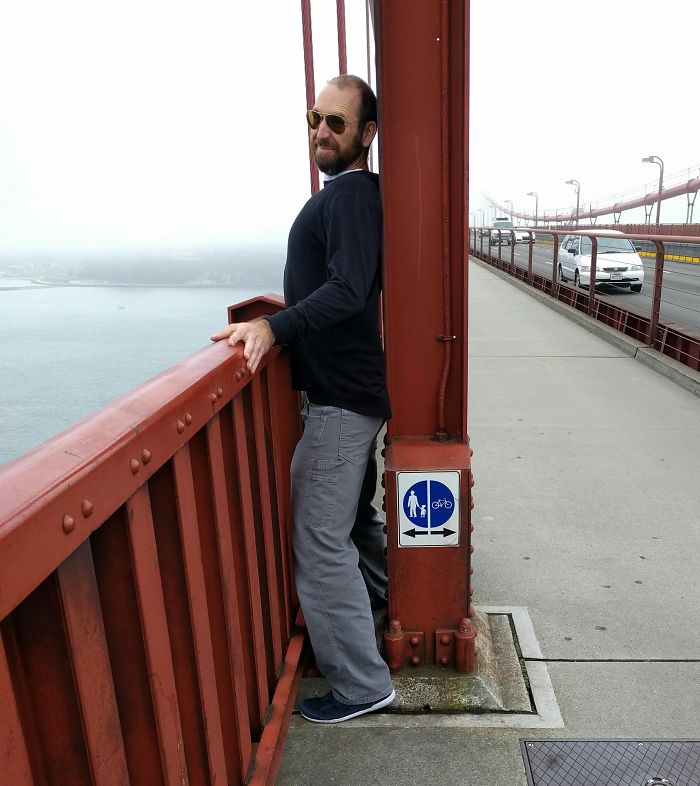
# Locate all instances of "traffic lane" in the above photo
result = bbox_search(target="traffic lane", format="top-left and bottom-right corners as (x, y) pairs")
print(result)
(471, 241), (700, 331)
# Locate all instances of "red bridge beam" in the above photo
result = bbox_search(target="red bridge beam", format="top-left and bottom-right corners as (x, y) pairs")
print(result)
(377, 0), (474, 671)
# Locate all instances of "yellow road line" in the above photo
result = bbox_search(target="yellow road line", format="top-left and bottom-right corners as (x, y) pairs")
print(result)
(638, 250), (700, 264)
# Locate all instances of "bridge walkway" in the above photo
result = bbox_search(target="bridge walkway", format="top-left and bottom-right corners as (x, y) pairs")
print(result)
(277, 259), (700, 785)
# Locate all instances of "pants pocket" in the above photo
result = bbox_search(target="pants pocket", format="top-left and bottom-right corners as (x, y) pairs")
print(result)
(339, 410), (382, 465)
(305, 472), (338, 529)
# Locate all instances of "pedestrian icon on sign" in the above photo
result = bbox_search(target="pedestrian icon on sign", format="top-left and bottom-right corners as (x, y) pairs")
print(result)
(407, 489), (420, 518)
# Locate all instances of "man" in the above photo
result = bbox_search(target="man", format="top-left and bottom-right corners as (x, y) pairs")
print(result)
(211, 75), (394, 723)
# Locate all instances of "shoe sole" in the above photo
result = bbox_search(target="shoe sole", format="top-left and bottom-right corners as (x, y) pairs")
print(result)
(300, 689), (396, 724)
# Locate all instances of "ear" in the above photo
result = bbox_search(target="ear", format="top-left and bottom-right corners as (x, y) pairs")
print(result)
(361, 120), (377, 149)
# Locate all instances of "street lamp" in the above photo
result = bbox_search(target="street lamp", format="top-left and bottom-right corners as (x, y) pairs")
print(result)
(642, 155), (664, 225)
(527, 191), (538, 226)
(478, 208), (485, 226)
(565, 179), (581, 226)
(505, 199), (513, 218)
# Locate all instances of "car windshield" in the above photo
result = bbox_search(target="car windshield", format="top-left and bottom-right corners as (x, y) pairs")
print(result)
(580, 236), (635, 254)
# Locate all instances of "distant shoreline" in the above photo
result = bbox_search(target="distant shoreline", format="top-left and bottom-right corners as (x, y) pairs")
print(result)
(0, 277), (281, 292)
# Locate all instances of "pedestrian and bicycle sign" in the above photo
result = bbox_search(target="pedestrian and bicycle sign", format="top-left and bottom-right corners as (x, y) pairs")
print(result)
(397, 471), (460, 547)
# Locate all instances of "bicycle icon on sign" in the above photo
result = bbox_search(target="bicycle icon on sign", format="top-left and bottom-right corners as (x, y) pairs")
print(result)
(431, 498), (453, 510)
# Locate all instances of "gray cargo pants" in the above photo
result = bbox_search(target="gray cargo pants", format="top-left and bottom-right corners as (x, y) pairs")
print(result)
(291, 400), (393, 705)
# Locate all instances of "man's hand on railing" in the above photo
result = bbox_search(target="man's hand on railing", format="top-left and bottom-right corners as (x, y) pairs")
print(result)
(211, 318), (276, 374)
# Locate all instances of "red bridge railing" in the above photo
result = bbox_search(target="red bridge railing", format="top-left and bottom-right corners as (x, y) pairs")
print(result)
(0, 296), (304, 786)
(470, 228), (700, 374)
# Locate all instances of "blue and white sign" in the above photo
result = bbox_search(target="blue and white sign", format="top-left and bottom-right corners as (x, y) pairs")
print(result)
(397, 471), (460, 547)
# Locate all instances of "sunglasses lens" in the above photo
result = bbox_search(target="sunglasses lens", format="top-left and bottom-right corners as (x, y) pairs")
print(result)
(306, 110), (347, 134)
(325, 115), (346, 134)
(306, 110), (321, 129)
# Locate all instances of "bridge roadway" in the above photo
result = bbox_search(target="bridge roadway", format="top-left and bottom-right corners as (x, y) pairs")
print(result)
(277, 260), (700, 785)
(475, 238), (700, 332)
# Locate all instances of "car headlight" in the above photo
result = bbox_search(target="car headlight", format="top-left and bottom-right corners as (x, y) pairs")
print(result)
(629, 264), (642, 271)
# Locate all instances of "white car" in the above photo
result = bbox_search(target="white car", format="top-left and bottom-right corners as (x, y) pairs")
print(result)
(558, 231), (644, 293)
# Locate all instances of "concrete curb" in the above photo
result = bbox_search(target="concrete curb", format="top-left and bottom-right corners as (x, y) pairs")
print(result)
(471, 255), (700, 398)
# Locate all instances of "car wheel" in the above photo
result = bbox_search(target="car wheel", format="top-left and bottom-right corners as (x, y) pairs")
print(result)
(630, 284), (642, 293)
(558, 263), (567, 282)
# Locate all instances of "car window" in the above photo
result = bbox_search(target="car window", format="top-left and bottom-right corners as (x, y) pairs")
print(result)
(581, 236), (635, 254)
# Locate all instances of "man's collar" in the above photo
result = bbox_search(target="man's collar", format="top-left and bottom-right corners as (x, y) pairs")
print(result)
(322, 168), (367, 186)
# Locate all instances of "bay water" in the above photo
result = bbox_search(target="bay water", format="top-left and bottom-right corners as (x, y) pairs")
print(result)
(0, 281), (277, 465)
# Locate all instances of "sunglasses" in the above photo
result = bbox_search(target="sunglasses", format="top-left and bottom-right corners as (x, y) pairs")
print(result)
(306, 109), (361, 135)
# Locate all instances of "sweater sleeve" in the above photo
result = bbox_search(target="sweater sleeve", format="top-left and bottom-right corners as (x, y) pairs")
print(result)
(265, 191), (381, 346)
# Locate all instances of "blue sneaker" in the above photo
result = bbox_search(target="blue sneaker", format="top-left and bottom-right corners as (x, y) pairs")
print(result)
(300, 689), (396, 724)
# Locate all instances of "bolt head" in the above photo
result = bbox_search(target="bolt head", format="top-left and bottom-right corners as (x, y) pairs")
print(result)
(410, 656), (420, 667)
(130, 459), (140, 474)
(81, 500), (94, 518)
(185, 413), (192, 425)
(62, 515), (75, 533)
(440, 656), (449, 666)
(440, 634), (451, 646)
(216, 387), (223, 397)
(142, 449), (152, 464)
(409, 636), (420, 647)
(177, 420), (185, 433)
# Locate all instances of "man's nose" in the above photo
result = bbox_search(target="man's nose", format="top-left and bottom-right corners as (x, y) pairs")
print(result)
(315, 119), (333, 139)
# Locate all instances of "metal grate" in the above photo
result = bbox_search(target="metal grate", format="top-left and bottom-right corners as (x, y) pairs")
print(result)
(520, 740), (700, 786)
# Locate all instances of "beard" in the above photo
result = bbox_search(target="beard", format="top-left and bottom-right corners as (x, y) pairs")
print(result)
(313, 129), (366, 176)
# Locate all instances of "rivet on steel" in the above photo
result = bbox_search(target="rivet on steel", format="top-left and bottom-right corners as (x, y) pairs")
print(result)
(209, 393), (217, 403)
(185, 413), (192, 425)
(469, 544), (474, 554)
(130, 459), (140, 474)
(81, 500), (94, 518)
(216, 386), (223, 397)
(409, 636), (420, 647)
(389, 619), (401, 635)
(410, 656), (420, 667)
(142, 449), (152, 464)
(62, 515), (75, 534)
(440, 634), (450, 646)
(177, 420), (185, 433)
(440, 656), (449, 666)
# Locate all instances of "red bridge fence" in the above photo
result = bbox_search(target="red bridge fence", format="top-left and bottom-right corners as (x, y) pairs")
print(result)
(470, 228), (700, 374)
(0, 296), (304, 786)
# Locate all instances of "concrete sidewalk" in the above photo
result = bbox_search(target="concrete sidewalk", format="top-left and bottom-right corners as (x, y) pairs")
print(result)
(277, 260), (700, 785)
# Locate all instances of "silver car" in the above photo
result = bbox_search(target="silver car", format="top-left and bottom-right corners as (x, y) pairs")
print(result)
(558, 231), (644, 293)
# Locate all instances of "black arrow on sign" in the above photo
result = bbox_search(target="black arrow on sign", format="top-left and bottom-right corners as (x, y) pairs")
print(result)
(404, 528), (456, 539)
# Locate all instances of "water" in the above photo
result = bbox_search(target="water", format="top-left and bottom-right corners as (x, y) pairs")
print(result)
(0, 282), (277, 465)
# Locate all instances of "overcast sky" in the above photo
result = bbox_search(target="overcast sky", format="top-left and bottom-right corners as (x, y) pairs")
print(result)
(1, 0), (697, 254)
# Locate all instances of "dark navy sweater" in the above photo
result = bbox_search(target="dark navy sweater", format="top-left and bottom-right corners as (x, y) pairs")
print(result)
(266, 170), (390, 418)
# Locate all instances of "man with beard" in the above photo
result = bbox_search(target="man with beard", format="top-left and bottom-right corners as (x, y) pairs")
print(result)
(211, 75), (395, 723)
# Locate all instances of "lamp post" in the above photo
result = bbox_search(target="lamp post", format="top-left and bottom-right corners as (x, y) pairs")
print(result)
(505, 199), (513, 218)
(642, 155), (664, 225)
(477, 208), (485, 226)
(527, 191), (538, 226)
(565, 179), (581, 226)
